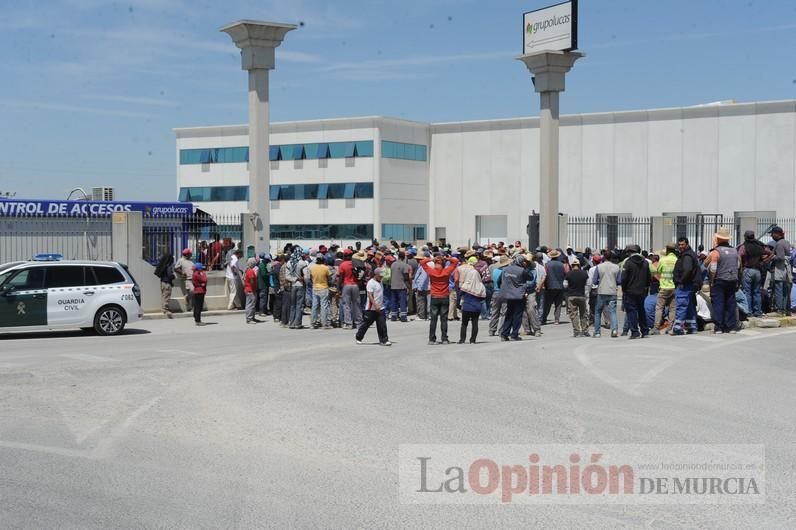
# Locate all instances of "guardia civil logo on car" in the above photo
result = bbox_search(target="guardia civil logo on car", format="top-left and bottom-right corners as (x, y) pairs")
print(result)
(0, 255), (143, 336)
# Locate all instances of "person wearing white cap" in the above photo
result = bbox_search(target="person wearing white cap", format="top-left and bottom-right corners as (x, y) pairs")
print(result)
(355, 268), (391, 346)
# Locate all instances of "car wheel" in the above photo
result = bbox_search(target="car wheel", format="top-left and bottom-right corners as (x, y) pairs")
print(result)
(93, 305), (126, 336)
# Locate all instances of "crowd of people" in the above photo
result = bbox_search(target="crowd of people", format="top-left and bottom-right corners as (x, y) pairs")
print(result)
(154, 226), (796, 343)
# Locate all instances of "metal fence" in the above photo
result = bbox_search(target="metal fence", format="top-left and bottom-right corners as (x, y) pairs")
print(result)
(0, 215), (113, 263)
(566, 215), (795, 252)
(567, 216), (652, 251)
(143, 213), (243, 269)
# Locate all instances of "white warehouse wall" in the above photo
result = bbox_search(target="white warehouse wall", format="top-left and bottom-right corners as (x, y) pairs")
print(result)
(430, 100), (796, 246)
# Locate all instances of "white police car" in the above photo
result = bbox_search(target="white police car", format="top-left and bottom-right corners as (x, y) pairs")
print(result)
(0, 255), (143, 335)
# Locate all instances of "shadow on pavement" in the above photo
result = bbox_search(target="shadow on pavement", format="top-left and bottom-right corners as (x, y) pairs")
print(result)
(0, 328), (152, 340)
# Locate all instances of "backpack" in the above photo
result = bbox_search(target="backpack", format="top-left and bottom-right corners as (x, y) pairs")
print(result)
(353, 263), (367, 285)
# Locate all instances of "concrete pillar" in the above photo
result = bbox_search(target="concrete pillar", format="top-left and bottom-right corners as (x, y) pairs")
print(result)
(111, 211), (143, 268)
(651, 216), (673, 251)
(738, 217), (759, 241)
(517, 51), (583, 249)
(221, 20), (297, 254)
(557, 213), (569, 249)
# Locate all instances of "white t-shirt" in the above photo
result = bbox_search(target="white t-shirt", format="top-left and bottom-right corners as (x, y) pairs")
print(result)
(225, 254), (239, 280)
(366, 278), (383, 311)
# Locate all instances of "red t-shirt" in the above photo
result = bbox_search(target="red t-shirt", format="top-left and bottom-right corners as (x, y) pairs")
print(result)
(420, 257), (459, 298)
(337, 260), (358, 286)
(244, 267), (258, 294)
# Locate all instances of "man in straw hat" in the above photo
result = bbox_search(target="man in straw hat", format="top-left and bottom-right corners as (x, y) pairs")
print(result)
(704, 226), (741, 333)
(489, 254), (511, 336)
(540, 248), (567, 325)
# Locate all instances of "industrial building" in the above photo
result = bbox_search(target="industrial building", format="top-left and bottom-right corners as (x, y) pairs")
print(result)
(176, 99), (796, 248)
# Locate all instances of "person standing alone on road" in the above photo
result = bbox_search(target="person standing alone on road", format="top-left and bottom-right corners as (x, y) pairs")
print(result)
(355, 268), (391, 346)
(192, 263), (208, 326)
(769, 226), (793, 316)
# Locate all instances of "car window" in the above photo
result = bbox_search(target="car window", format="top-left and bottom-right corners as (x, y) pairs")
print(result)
(4, 268), (45, 290)
(92, 266), (125, 285)
(44, 266), (86, 289)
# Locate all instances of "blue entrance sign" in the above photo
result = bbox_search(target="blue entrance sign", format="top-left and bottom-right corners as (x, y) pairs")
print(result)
(0, 199), (194, 217)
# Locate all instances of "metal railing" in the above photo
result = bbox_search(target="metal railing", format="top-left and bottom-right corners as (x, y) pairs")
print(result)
(143, 213), (243, 269)
(0, 215), (113, 263)
(567, 216), (652, 251)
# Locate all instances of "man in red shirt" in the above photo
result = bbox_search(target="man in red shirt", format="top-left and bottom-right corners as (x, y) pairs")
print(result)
(336, 249), (363, 328)
(420, 254), (459, 345)
(244, 257), (261, 324)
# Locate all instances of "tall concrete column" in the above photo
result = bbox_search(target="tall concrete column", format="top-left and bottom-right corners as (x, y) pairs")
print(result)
(517, 51), (583, 249)
(221, 20), (297, 254)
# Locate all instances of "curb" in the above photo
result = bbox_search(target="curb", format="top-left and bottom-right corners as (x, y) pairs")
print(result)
(143, 309), (245, 320)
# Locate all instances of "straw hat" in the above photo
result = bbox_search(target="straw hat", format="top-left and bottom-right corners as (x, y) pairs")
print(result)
(714, 226), (731, 241)
(548, 249), (561, 259)
(353, 250), (366, 260)
(496, 255), (511, 268)
(464, 249), (477, 259)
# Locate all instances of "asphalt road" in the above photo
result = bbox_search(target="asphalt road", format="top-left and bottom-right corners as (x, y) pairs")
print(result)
(0, 313), (794, 529)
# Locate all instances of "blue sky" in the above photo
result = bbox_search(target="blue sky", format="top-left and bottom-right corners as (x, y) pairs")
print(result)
(1, 0), (795, 202)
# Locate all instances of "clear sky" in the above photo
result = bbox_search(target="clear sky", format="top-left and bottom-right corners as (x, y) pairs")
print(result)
(1, 0), (795, 202)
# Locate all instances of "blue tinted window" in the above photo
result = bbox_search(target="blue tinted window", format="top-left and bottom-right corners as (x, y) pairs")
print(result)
(327, 183), (345, 199)
(303, 143), (319, 160)
(381, 140), (427, 162)
(291, 144), (305, 160)
(344, 142), (357, 158)
(355, 141), (374, 157)
(180, 147), (248, 165)
(328, 142), (347, 159)
(278, 145), (293, 160)
(178, 186), (248, 202)
(270, 224), (373, 240)
(316, 143), (330, 159)
(354, 182), (373, 198)
(416, 145), (427, 161)
(278, 185), (294, 200)
(269, 186), (280, 200)
(269, 146), (280, 161)
(317, 183), (329, 199)
(343, 183), (355, 199)
(382, 224), (427, 241)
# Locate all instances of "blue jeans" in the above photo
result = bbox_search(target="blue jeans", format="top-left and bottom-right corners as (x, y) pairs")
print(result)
(711, 279), (738, 332)
(258, 287), (269, 314)
(624, 294), (649, 337)
(311, 288), (330, 327)
(773, 280), (793, 314)
(593, 294), (617, 334)
(501, 298), (524, 339)
(390, 288), (408, 321)
(674, 285), (697, 333)
(289, 285), (305, 327)
(382, 285), (393, 315)
(741, 268), (763, 316)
